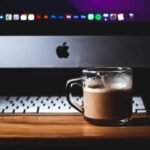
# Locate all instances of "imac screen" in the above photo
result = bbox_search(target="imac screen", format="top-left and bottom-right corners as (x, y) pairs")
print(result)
(0, 0), (150, 35)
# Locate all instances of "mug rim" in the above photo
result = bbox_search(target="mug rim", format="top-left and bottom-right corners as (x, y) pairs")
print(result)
(82, 67), (132, 73)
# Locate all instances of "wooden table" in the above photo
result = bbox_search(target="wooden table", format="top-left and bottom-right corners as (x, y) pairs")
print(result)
(0, 114), (149, 149)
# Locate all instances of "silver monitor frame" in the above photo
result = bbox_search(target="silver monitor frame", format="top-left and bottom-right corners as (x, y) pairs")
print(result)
(0, 36), (150, 68)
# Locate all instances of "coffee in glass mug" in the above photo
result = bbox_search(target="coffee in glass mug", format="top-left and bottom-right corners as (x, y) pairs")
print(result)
(66, 67), (133, 126)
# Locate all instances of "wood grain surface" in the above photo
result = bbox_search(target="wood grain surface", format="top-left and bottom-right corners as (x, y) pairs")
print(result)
(0, 114), (149, 140)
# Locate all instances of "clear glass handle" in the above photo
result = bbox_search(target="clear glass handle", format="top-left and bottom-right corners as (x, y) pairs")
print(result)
(66, 78), (83, 113)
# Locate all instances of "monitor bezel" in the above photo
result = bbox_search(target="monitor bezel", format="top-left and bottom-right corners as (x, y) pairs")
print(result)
(0, 22), (150, 35)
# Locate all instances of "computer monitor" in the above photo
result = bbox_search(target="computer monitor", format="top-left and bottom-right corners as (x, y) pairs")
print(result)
(0, 0), (150, 68)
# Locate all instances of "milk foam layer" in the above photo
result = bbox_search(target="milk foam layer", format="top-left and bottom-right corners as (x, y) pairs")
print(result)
(85, 78), (105, 89)
(84, 87), (109, 93)
(85, 77), (132, 91)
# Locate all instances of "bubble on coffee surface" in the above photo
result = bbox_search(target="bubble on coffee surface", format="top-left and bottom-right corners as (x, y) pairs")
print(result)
(86, 78), (105, 89)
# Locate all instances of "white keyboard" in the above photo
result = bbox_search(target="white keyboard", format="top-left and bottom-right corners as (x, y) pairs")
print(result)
(0, 96), (146, 115)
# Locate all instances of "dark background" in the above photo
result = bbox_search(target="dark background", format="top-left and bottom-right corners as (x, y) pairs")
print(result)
(0, 0), (77, 12)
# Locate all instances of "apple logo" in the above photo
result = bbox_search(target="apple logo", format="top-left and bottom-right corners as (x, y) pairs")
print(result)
(56, 42), (70, 58)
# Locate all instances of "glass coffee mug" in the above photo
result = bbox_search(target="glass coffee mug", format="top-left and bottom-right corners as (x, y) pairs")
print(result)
(66, 67), (133, 126)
